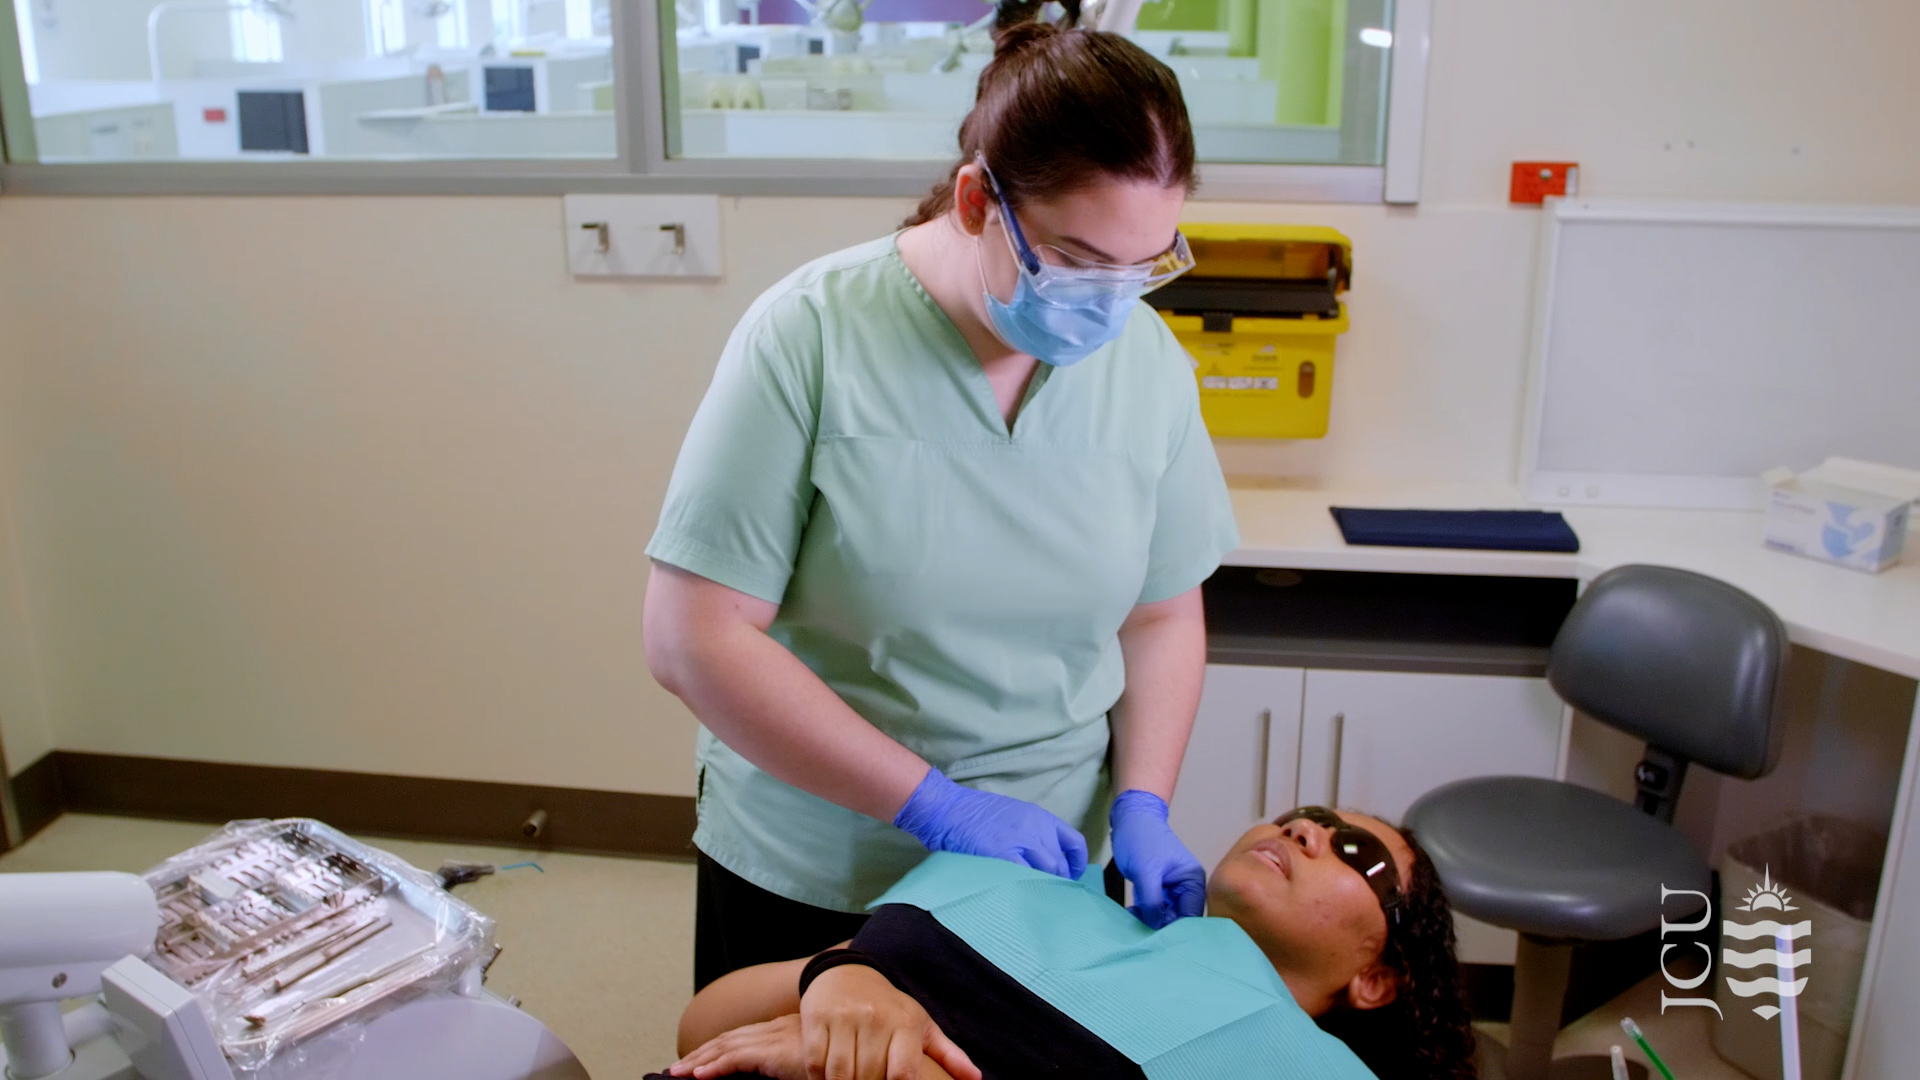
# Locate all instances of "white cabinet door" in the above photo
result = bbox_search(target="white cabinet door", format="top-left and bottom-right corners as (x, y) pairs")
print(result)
(1297, 669), (1563, 821)
(1297, 669), (1565, 965)
(1169, 664), (1305, 876)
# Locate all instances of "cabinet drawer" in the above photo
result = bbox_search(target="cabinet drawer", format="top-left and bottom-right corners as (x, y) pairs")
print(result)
(1176, 666), (1565, 965)
(1296, 669), (1563, 822)
(1295, 669), (1564, 966)
(1170, 664), (1304, 875)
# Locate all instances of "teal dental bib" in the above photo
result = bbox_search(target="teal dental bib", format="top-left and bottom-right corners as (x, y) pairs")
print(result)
(870, 853), (1378, 1080)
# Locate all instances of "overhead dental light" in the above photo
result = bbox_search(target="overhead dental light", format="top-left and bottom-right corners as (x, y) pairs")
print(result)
(146, 0), (295, 82)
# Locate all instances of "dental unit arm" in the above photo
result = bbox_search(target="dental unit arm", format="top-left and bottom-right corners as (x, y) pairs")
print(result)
(0, 823), (587, 1080)
(0, 872), (193, 1080)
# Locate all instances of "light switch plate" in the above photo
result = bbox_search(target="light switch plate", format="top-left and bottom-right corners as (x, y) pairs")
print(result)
(563, 194), (722, 279)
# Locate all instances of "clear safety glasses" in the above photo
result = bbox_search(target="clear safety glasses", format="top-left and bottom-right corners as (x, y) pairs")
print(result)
(981, 161), (1195, 299)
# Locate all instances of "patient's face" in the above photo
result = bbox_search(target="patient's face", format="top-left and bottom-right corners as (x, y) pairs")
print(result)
(1205, 809), (1414, 1014)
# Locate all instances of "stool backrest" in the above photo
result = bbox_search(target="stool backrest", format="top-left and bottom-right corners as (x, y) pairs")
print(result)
(1547, 565), (1789, 780)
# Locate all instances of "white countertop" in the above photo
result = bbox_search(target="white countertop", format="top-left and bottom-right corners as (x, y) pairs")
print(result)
(1224, 480), (1920, 680)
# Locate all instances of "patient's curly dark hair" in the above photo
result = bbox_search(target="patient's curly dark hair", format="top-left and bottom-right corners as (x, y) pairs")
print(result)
(1314, 827), (1479, 1080)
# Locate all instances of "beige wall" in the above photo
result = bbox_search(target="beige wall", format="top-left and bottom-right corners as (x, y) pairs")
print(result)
(0, 196), (910, 793)
(0, 0), (1916, 795)
(0, 491), (52, 779)
(0, 292), (54, 778)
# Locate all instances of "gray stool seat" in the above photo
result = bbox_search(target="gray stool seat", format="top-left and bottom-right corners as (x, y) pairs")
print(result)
(1407, 775), (1710, 940)
(1407, 567), (1787, 1080)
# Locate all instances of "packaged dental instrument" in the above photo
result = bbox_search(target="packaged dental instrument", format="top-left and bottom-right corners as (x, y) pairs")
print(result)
(1761, 458), (1920, 573)
(141, 819), (496, 1071)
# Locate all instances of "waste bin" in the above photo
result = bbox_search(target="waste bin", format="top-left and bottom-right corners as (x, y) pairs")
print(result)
(1145, 224), (1352, 440)
(1713, 815), (1885, 1080)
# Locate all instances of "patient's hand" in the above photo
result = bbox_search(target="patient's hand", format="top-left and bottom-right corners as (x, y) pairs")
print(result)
(801, 966), (981, 1080)
(668, 1011), (962, 1080)
(669, 1013), (810, 1080)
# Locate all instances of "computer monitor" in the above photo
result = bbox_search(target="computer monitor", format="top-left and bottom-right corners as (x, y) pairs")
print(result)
(236, 90), (309, 153)
(484, 66), (537, 112)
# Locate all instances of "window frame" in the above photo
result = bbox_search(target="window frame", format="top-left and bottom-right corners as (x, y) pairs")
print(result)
(0, 0), (1431, 202)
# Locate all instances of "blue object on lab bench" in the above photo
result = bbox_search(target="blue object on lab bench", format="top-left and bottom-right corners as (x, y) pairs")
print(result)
(1329, 508), (1581, 553)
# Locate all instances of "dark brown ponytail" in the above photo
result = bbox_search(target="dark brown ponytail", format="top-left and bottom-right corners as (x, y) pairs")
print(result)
(903, 1), (1195, 228)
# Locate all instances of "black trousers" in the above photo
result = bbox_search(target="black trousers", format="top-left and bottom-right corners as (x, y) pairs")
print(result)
(694, 852), (871, 992)
(693, 853), (1130, 992)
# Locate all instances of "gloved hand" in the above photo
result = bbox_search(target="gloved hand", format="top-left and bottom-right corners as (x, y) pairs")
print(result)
(1111, 789), (1207, 929)
(893, 768), (1090, 880)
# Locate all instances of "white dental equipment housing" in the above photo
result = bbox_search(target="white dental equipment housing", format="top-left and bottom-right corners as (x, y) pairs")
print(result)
(0, 826), (587, 1080)
(0, 872), (162, 1078)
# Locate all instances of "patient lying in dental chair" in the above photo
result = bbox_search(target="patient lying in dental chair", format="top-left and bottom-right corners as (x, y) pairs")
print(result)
(655, 807), (1479, 1080)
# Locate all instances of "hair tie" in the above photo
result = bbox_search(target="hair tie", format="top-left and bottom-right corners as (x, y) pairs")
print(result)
(797, 948), (887, 996)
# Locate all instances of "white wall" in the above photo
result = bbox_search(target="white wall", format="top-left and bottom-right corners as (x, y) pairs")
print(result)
(26, 0), (370, 83)
(281, 1), (370, 68)
(30, 0), (231, 81)
(1422, 0), (1920, 207)
(0, 0), (1916, 795)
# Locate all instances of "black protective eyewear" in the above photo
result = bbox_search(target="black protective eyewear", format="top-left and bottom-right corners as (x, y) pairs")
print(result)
(1273, 806), (1405, 917)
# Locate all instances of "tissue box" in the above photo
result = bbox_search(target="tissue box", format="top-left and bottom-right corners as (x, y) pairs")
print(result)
(1762, 458), (1920, 573)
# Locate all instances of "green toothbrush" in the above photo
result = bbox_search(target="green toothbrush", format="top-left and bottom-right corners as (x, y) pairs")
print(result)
(1621, 1017), (1677, 1080)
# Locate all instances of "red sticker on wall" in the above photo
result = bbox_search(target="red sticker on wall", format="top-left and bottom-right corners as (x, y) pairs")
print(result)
(1510, 161), (1579, 204)
(204, 108), (228, 123)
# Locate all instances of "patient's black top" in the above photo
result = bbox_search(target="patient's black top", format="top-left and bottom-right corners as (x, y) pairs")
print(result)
(844, 904), (1147, 1080)
(651, 903), (1145, 1080)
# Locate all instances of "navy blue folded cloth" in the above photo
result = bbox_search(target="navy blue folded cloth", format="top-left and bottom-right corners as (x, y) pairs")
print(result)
(1328, 507), (1580, 553)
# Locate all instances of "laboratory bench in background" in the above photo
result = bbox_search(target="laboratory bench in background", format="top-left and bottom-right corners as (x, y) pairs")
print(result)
(1175, 480), (1919, 1080)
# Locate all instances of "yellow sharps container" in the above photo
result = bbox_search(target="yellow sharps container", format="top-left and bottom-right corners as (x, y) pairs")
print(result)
(1146, 224), (1352, 439)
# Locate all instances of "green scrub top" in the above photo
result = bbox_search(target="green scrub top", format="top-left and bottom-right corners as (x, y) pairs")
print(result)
(646, 234), (1239, 912)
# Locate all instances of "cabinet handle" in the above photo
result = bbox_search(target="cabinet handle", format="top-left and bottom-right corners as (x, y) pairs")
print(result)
(1329, 712), (1346, 808)
(1255, 708), (1273, 819)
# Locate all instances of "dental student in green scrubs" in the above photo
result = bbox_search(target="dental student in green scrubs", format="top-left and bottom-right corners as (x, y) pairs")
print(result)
(643, 0), (1238, 991)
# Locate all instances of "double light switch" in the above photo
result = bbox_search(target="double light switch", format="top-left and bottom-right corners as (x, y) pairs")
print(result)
(563, 194), (722, 279)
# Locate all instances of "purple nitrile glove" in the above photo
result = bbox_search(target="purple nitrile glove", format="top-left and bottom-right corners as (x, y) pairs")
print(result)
(1111, 789), (1207, 929)
(893, 768), (1090, 880)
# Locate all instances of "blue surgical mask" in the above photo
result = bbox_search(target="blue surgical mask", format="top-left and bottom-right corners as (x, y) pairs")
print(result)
(975, 162), (1194, 368)
(981, 251), (1141, 367)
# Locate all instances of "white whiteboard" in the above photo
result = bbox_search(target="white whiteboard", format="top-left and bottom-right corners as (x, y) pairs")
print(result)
(1520, 200), (1920, 509)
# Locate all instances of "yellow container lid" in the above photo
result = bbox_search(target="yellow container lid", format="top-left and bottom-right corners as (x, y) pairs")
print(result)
(1161, 310), (1349, 336)
(1178, 223), (1352, 291)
